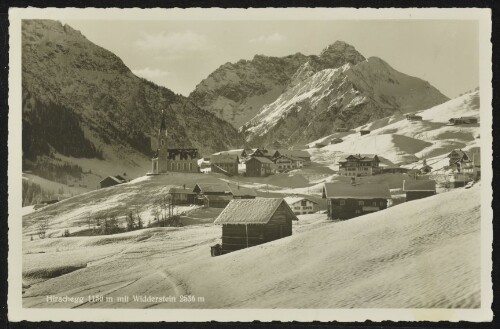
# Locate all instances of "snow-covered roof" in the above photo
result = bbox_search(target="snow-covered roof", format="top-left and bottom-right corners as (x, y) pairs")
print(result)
(212, 149), (245, 156)
(403, 179), (437, 192)
(99, 176), (126, 184)
(214, 198), (297, 225)
(204, 195), (233, 202)
(193, 183), (230, 194)
(322, 182), (391, 200)
(169, 187), (196, 194)
(211, 153), (239, 164)
(248, 157), (274, 164)
(284, 197), (318, 205)
(228, 185), (257, 197)
(277, 149), (310, 159)
(338, 154), (379, 162)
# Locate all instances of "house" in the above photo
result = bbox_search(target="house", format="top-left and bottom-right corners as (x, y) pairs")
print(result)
(203, 195), (233, 208)
(213, 198), (298, 253)
(419, 159), (433, 174)
(212, 149), (247, 158)
(274, 155), (303, 172)
(228, 185), (257, 199)
(273, 149), (311, 165)
(360, 130), (371, 136)
(284, 197), (319, 215)
(151, 109), (200, 174)
(211, 154), (240, 176)
(168, 186), (196, 205)
(245, 157), (275, 177)
(330, 138), (343, 144)
(250, 148), (277, 159)
(322, 180), (391, 220)
(379, 165), (410, 174)
(403, 179), (437, 201)
(449, 117), (478, 125)
(99, 175), (127, 189)
(338, 154), (381, 177)
(447, 149), (470, 169)
(192, 182), (232, 205)
(406, 114), (423, 121)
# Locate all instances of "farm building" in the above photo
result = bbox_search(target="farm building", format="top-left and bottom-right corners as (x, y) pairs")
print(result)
(406, 114), (423, 121)
(99, 175), (127, 189)
(203, 195), (233, 208)
(330, 138), (343, 144)
(245, 157), (275, 177)
(322, 180), (391, 220)
(447, 149), (470, 168)
(192, 183), (231, 204)
(379, 166), (411, 174)
(338, 154), (381, 177)
(403, 179), (437, 201)
(211, 154), (240, 176)
(449, 117), (478, 125)
(284, 197), (319, 215)
(360, 130), (371, 136)
(213, 198), (298, 253)
(229, 185), (257, 199)
(168, 187), (196, 205)
(273, 150), (311, 165)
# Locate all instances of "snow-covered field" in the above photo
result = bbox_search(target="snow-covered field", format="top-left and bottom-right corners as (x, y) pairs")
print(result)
(22, 184), (480, 308)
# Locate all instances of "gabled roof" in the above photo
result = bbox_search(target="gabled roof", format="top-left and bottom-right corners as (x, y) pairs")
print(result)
(228, 184), (257, 197)
(284, 196), (319, 205)
(212, 149), (245, 156)
(276, 149), (310, 159)
(193, 183), (231, 194)
(338, 154), (379, 162)
(100, 176), (125, 184)
(448, 149), (469, 159)
(204, 195), (233, 202)
(248, 156), (274, 164)
(169, 187), (196, 194)
(322, 182), (391, 199)
(214, 198), (298, 225)
(211, 153), (240, 164)
(403, 179), (437, 192)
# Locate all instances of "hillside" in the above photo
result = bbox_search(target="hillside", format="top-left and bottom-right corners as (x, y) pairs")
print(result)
(22, 183), (480, 308)
(308, 90), (480, 167)
(243, 55), (449, 147)
(22, 20), (245, 185)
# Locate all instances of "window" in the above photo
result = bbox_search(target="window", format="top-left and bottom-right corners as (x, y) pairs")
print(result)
(373, 201), (377, 206)
(358, 201), (364, 206)
(189, 163), (192, 171)
(301, 200), (307, 207)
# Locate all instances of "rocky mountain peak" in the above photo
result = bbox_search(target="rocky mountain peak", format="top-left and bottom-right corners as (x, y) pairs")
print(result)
(319, 40), (366, 66)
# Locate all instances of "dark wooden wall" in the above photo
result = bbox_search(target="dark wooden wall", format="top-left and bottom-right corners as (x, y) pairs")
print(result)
(327, 198), (388, 220)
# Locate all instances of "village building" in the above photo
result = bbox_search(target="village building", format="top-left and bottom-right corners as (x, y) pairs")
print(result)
(99, 175), (127, 189)
(210, 154), (240, 176)
(274, 155), (304, 172)
(151, 110), (200, 174)
(213, 198), (298, 253)
(447, 149), (471, 170)
(322, 180), (391, 220)
(203, 195), (233, 208)
(314, 142), (327, 148)
(168, 186), (196, 205)
(273, 149), (311, 165)
(338, 154), (381, 177)
(419, 159), (433, 174)
(212, 149), (247, 158)
(406, 114), (423, 121)
(271, 140), (283, 149)
(448, 116), (478, 125)
(250, 148), (277, 159)
(330, 138), (343, 144)
(192, 182), (232, 205)
(228, 185), (257, 199)
(284, 197), (319, 215)
(379, 165), (411, 174)
(360, 130), (371, 136)
(403, 179), (437, 201)
(245, 157), (275, 177)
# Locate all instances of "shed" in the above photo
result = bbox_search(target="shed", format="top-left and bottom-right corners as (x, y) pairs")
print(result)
(322, 181), (391, 220)
(203, 195), (233, 208)
(99, 176), (126, 189)
(169, 187), (196, 205)
(360, 130), (371, 136)
(403, 179), (437, 201)
(214, 198), (298, 253)
(330, 138), (344, 144)
(228, 185), (257, 199)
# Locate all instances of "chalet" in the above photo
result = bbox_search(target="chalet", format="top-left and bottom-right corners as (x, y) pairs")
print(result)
(245, 157), (275, 177)
(360, 130), (371, 136)
(168, 186), (196, 205)
(203, 195), (233, 208)
(274, 155), (303, 172)
(406, 114), (423, 121)
(330, 138), (344, 144)
(99, 175), (127, 189)
(322, 180), (391, 220)
(228, 185), (257, 199)
(449, 117), (478, 125)
(211, 154), (240, 176)
(273, 150), (311, 165)
(250, 148), (277, 159)
(284, 197), (319, 215)
(447, 149), (470, 169)
(403, 179), (436, 201)
(213, 198), (298, 253)
(338, 154), (380, 177)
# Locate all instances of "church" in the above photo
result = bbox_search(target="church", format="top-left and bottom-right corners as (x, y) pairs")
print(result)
(151, 110), (200, 174)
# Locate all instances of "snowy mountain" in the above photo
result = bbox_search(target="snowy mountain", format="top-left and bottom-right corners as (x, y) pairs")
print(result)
(242, 55), (449, 147)
(22, 20), (245, 185)
(308, 90), (480, 169)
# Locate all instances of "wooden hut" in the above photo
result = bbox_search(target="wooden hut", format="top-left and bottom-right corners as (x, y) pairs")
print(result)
(214, 198), (298, 253)
(403, 179), (436, 201)
(360, 130), (371, 136)
(99, 176), (126, 189)
(228, 185), (257, 199)
(168, 187), (196, 205)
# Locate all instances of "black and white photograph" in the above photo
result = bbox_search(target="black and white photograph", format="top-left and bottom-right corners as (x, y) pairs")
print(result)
(7, 7), (493, 322)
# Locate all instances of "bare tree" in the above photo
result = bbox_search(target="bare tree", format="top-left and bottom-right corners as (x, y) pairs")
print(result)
(37, 218), (49, 239)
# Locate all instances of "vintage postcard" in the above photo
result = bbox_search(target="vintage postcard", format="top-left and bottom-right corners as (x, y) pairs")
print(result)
(8, 7), (493, 322)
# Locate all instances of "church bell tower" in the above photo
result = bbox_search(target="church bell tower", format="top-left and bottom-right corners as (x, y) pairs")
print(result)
(157, 109), (169, 173)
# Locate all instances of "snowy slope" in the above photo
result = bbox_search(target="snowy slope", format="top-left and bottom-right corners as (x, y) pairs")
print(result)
(23, 184), (480, 308)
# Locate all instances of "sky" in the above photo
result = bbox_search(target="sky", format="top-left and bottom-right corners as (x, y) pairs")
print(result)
(62, 20), (479, 98)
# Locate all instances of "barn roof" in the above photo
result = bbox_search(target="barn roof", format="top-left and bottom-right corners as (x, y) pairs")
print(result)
(403, 180), (437, 192)
(276, 149), (310, 158)
(169, 187), (196, 194)
(322, 182), (391, 199)
(99, 176), (125, 184)
(228, 184), (257, 197)
(211, 153), (239, 163)
(193, 183), (230, 194)
(284, 196), (319, 205)
(212, 149), (245, 156)
(248, 156), (274, 164)
(214, 198), (298, 225)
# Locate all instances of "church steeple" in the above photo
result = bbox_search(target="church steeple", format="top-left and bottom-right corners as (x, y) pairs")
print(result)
(159, 109), (167, 136)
